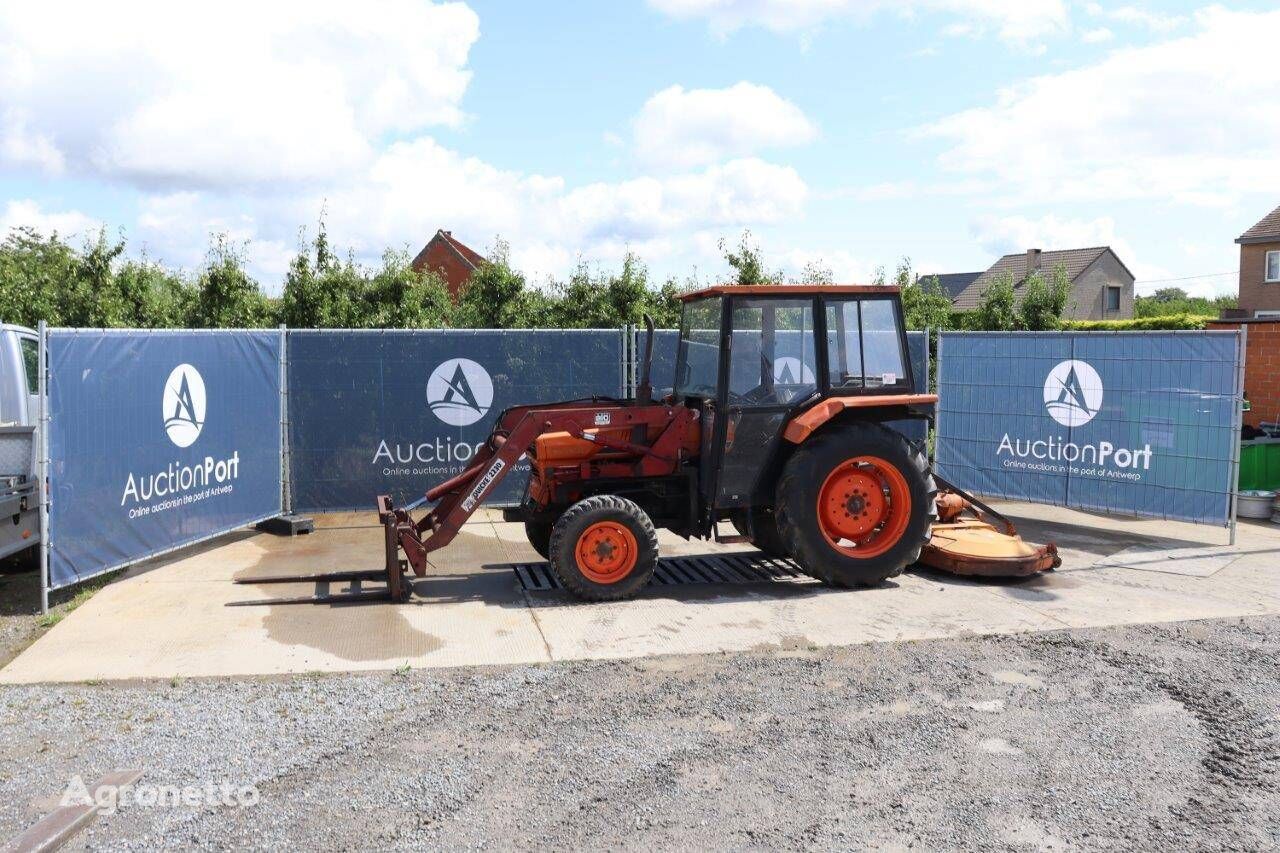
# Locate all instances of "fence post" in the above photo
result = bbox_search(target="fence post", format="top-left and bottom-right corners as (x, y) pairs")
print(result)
(1228, 324), (1246, 546)
(932, 331), (944, 467)
(621, 324), (632, 398)
(279, 324), (291, 516)
(37, 321), (49, 615)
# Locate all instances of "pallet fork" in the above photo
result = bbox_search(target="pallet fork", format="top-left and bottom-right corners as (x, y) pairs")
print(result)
(230, 497), (413, 605)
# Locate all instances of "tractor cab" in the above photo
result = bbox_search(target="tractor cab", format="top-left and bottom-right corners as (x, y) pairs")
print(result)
(669, 286), (934, 515)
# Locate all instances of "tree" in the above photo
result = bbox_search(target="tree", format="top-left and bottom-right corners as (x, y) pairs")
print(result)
(974, 271), (1017, 331)
(901, 274), (953, 332)
(793, 260), (833, 286)
(720, 230), (780, 285)
(453, 239), (532, 328)
(113, 258), (197, 327)
(364, 249), (453, 329)
(189, 238), (274, 328)
(1152, 286), (1189, 302)
(548, 253), (674, 328)
(1016, 263), (1071, 330)
(0, 228), (78, 326)
(1135, 291), (1236, 318)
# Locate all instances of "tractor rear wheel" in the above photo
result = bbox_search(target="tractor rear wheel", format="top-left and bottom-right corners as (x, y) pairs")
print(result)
(776, 421), (935, 587)
(730, 509), (788, 558)
(525, 519), (553, 560)
(549, 495), (658, 601)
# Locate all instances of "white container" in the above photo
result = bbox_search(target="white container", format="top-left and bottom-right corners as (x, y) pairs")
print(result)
(1238, 490), (1277, 519)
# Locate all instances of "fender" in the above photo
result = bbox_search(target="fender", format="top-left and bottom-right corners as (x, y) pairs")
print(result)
(783, 394), (938, 443)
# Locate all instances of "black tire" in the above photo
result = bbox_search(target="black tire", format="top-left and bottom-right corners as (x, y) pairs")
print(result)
(730, 509), (789, 558)
(549, 495), (658, 601)
(775, 421), (935, 588)
(525, 518), (553, 560)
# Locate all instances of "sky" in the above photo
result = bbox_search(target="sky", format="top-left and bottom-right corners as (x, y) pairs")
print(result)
(2, 0), (1278, 297)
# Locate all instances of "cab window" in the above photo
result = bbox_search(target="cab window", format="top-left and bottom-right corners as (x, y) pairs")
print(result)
(19, 337), (38, 395)
(825, 298), (909, 391)
(674, 297), (722, 398)
(727, 298), (816, 406)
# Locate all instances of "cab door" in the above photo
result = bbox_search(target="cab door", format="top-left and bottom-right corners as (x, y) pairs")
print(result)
(714, 297), (818, 507)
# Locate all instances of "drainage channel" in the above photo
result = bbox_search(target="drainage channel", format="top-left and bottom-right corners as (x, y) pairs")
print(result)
(513, 553), (808, 592)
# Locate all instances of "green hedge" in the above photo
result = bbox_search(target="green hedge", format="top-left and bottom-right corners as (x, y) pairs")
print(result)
(1060, 314), (1214, 331)
(944, 311), (1215, 332)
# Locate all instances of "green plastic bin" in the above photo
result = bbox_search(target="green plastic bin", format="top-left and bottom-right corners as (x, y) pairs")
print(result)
(1239, 439), (1280, 491)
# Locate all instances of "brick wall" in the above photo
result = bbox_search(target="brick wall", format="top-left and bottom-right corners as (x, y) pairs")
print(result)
(1208, 318), (1280, 427)
(1238, 243), (1280, 315)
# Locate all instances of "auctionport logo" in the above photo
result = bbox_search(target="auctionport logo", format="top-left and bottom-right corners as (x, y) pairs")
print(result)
(163, 364), (206, 447)
(1043, 359), (1102, 427)
(773, 356), (815, 385)
(426, 358), (493, 427)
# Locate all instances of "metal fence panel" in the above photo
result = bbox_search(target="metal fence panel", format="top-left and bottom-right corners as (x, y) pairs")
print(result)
(287, 329), (626, 512)
(46, 330), (282, 588)
(935, 330), (1241, 525)
(641, 328), (929, 443)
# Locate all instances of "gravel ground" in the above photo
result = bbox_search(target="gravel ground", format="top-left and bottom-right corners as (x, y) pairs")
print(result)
(0, 615), (1275, 851)
(0, 559), (119, 671)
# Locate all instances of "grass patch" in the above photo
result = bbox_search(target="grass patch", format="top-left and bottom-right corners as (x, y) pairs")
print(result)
(36, 579), (109, 629)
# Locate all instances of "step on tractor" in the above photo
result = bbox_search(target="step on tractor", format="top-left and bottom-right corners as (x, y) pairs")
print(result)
(237, 284), (1057, 605)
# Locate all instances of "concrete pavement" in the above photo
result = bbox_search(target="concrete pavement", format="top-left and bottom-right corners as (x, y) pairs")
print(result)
(1, 504), (1276, 683)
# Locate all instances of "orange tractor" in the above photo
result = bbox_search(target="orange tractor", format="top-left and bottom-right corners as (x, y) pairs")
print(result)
(365, 284), (1057, 602)
(240, 284), (1056, 605)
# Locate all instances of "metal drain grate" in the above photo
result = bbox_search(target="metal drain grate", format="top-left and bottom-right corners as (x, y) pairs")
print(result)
(513, 552), (806, 592)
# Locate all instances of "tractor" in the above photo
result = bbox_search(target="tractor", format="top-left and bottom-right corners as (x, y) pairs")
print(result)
(236, 283), (1056, 606)
(377, 284), (946, 600)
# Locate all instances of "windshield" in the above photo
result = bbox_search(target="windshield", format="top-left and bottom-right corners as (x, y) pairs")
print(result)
(674, 297), (721, 398)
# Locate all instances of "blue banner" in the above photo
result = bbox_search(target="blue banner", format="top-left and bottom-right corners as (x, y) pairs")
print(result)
(287, 330), (625, 512)
(935, 331), (1240, 525)
(47, 331), (282, 588)
(643, 328), (929, 443)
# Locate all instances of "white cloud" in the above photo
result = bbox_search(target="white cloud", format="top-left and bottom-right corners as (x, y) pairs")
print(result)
(0, 3), (818, 288)
(775, 247), (877, 283)
(0, 200), (100, 241)
(921, 7), (1280, 207)
(970, 213), (1134, 261)
(325, 139), (808, 275)
(648, 0), (1068, 43)
(130, 137), (809, 288)
(0, 1), (479, 189)
(1081, 27), (1114, 43)
(963, 213), (1236, 294)
(633, 82), (817, 170)
(1085, 3), (1187, 32)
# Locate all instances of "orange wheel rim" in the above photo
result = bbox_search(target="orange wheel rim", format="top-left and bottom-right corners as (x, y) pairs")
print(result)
(575, 521), (639, 584)
(816, 455), (912, 559)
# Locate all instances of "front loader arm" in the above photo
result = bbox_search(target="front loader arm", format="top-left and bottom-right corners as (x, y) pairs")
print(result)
(377, 402), (693, 577)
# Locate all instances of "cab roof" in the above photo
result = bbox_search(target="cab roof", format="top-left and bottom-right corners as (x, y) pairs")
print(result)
(678, 284), (901, 302)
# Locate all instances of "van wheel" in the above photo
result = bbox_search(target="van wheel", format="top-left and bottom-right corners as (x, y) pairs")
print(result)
(776, 422), (935, 587)
(549, 495), (658, 601)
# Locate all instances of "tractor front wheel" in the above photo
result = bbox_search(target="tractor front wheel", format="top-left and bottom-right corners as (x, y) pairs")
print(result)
(549, 495), (658, 601)
(776, 422), (935, 587)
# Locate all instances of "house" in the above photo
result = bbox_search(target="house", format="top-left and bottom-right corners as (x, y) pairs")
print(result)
(928, 271), (983, 302)
(1232, 204), (1280, 318)
(411, 230), (486, 299)
(927, 246), (1135, 321)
